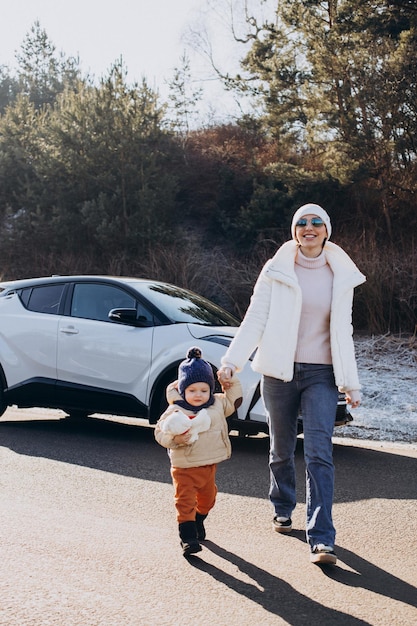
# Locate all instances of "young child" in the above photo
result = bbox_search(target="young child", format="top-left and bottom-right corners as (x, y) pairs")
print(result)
(155, 346), (242, 557)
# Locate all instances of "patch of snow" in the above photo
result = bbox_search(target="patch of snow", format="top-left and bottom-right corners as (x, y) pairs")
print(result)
(337, 335), (417, 443)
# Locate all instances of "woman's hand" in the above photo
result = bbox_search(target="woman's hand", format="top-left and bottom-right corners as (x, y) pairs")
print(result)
(346, 390), (361, 409)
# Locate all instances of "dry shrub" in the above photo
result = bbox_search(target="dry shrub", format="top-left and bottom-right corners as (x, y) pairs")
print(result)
(133, 240), (259, 317)
(354, 333), (416, 364)
(342, 233), (417, 334)
(5, 230), (414, 335)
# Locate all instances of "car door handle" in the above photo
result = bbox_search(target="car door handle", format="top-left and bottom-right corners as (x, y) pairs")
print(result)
(60, 326), (79, 335)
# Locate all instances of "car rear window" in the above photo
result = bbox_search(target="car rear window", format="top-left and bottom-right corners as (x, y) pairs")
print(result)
(21, 284), (66, 314)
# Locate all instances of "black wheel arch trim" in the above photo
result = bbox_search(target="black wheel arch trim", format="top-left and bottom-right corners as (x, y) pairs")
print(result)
(3, 377), (148, 418)
(148, 362), (182, 424)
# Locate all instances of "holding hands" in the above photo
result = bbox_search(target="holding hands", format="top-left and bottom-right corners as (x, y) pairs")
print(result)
(217, 365), (234, 390)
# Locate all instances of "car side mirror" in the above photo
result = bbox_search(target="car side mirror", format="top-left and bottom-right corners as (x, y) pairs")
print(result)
(108, 308), (152, 327)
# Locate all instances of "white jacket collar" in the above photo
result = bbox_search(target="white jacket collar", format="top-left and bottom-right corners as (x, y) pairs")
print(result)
(265, 240), (366, 291)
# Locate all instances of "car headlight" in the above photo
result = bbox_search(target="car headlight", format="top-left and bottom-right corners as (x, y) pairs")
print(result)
(204, 336), (258, 362)
(201, 336), (232, 348)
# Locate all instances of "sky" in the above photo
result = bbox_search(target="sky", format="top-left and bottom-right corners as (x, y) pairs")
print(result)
(1, 0), (204, 84)
(1, 0), (248, 120)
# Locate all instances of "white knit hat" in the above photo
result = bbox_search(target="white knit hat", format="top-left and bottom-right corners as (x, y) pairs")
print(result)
(291, 203), (332, 241)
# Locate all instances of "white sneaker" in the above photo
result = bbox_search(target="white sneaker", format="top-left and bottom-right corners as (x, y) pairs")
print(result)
(310, 544), (337, 565)
(272, 516), (293, 533)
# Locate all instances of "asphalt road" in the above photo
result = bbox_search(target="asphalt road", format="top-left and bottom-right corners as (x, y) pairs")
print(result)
(0, 408), (416, 626)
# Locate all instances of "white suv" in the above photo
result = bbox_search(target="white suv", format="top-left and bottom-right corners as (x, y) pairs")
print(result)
(0, 276), (267, 433)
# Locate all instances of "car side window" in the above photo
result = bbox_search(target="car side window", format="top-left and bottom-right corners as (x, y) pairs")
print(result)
(22, 284), (66, 314)
(71, 283), (151, 323)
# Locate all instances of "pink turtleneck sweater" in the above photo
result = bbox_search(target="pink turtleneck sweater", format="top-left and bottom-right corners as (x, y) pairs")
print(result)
(294, 249), (333, 365)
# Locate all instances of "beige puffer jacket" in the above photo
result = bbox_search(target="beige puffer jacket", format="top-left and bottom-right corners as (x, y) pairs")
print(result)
(154, 378), (242, 468)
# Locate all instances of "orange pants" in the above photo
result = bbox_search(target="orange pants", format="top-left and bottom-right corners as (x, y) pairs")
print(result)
(171, 464), (218, 523)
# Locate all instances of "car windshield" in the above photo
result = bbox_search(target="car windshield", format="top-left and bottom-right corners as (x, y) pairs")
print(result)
(129, 282), (239, 326)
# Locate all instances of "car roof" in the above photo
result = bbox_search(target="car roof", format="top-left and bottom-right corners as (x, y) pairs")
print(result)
(0, 274), (240, 327)
(0, 275), (166, 291)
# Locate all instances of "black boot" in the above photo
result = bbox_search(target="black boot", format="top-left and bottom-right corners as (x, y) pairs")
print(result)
(178, 521), (202, 557)
(195, 513), (208, 541)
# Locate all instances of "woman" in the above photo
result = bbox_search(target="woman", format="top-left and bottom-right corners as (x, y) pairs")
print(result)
(217, 203), (366, 565)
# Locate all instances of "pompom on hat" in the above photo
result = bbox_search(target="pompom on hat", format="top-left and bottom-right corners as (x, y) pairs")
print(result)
(291, 203), (332, 241)
(178, 347), (215, 398)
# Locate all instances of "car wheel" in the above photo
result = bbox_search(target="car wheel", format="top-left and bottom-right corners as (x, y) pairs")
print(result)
(149, 367), (179, 424)
(227, 414), (262, 437)
(0, 391), (6, 417)
(0, 367), (8, 417)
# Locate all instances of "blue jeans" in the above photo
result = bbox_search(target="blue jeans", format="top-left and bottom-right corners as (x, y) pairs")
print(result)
(261, 364), (339, 548)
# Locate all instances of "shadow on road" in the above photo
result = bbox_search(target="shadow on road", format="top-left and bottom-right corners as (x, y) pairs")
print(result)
(325, 545), (417, 610)
(0, 414), (416, 506)
(189, 540), (372, 625)
(286, 532), (417, 612)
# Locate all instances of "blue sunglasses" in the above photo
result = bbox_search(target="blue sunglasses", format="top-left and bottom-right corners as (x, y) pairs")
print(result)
(295, 217), (325, 228)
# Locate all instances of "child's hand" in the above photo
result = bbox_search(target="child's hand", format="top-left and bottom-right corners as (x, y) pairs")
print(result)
(173, 430), (192, 445)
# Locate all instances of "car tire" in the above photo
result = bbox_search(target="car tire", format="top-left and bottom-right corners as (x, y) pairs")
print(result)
(149, 367), (179, 424)
(0, 392), (6, 418)
(0, 367), (8, 417)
